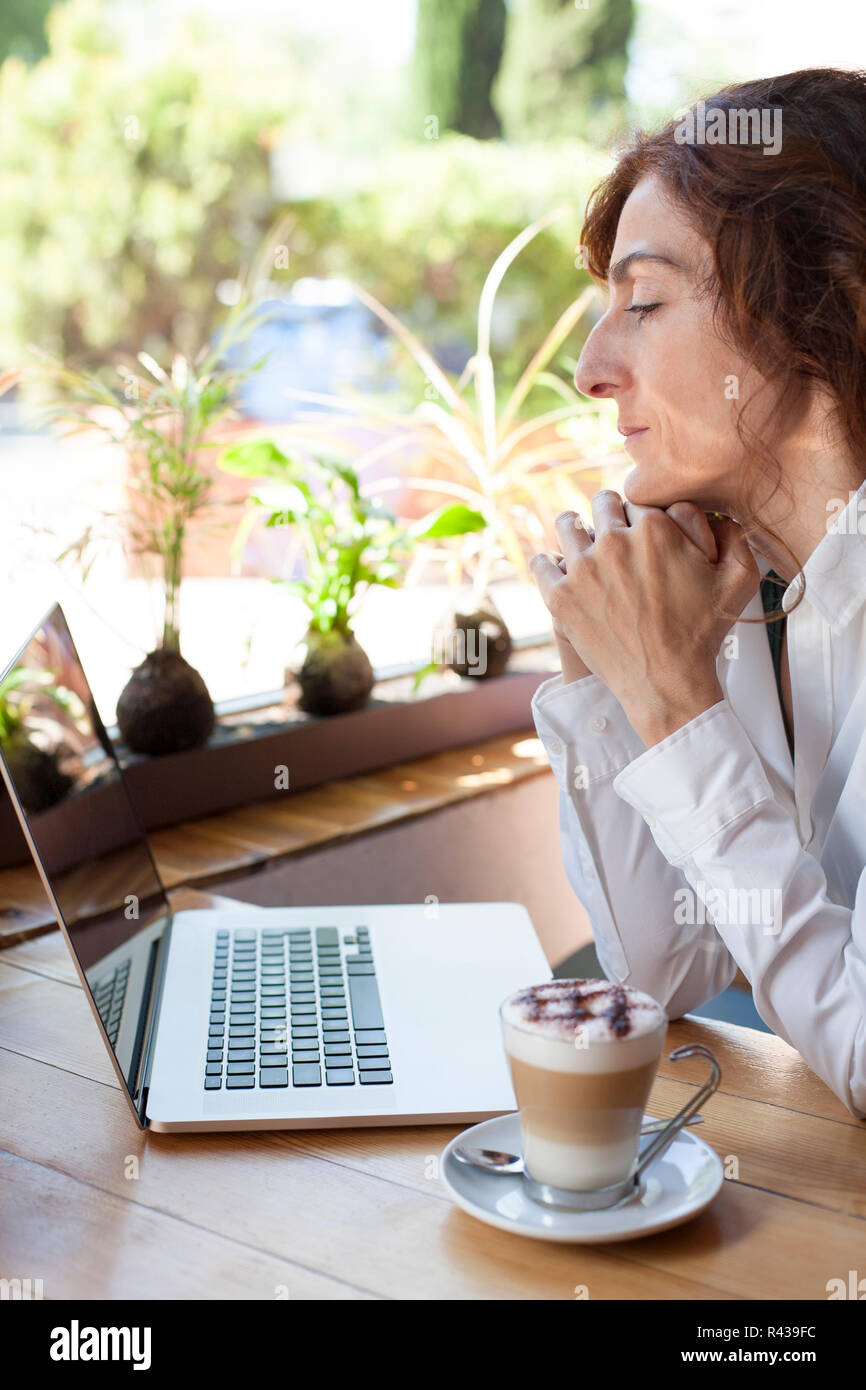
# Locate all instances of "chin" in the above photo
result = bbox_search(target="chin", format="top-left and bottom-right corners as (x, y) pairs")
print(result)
(622, 467), (676, 509)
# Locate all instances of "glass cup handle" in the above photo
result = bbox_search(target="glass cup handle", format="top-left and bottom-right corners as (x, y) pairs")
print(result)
(631, 1043), (721, 1182)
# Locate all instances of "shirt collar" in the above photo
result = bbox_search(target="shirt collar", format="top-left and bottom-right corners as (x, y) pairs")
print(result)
(780, 479), (866, 630)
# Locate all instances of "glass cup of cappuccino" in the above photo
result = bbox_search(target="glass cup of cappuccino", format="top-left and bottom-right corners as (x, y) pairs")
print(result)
(500, 978), (714, 1210)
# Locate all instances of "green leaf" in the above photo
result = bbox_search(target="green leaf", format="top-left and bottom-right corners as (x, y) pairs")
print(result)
(410, 503), (487, 540)
(219, 439), (292, 479)
(411, 661), (440, 693)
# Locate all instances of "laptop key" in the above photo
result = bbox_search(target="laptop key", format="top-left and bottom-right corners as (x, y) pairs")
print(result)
(324, 1042), (352, 1057)
(260, 1069), (289, 1087)
(227, 1049), (255, 1062)
(292, 1050), (320, 1063)
(358, 1057), (392, 1071)
(359, 1071), (393, 1084)
(354, 1028), (387, 1047)
(226, 1075), (255, 1088)
(356, 1045), (389, 1058)
(204, 1077), (222, 1090)
(347, 975), (384, 1030)
(206, 1050), (224, 1062)
(227, 1061), (255, 1074)
(205, 1062), (222, 1075)
(292, 1063), (322, 1086)
(325, 1068), (355, 1086)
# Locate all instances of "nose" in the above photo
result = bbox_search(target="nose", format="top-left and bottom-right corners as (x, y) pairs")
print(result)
(574, 317), (628, 400)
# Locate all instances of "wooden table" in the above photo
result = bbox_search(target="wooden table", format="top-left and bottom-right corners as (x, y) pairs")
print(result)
(2, 889), (864, 1300)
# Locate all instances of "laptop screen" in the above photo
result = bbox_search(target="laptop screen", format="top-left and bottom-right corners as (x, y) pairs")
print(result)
(0, 605), (171, 1104)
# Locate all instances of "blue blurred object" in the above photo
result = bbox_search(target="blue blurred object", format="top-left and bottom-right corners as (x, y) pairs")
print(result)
(231, 280), (390, 422)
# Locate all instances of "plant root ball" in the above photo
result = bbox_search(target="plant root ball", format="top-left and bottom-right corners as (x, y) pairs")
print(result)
(448, 607), (512, 680)
(296, 631), (375, 716)
(2, 735), (74, 814)
(116, 649), (215, 756)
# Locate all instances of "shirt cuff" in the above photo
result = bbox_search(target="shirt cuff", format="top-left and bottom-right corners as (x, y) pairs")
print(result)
(531, 673), (647, 785)
(612, 699), (776, 864)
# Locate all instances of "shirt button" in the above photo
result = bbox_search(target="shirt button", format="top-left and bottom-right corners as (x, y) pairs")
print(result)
(590, 715), (607, 733)
(547, 736), (563, 755)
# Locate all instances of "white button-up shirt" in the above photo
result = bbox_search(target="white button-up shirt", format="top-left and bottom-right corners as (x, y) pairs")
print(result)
(531, 480), (866, 1117)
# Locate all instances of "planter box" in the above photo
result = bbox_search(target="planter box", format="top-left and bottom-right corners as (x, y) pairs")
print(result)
(0, 646), (558, 870)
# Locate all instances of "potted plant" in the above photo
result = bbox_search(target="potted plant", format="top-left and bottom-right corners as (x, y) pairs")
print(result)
(219, 438), (485, 716)
(265, 210), (619, 679)
(0, 667), (77, 814)
(31, 308), (266, 755)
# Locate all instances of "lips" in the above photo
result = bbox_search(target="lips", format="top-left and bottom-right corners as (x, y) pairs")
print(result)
(617, 424), (649, 437)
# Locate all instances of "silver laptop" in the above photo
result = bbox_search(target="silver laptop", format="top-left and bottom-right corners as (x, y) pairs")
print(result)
(0, 604), (550, 1131)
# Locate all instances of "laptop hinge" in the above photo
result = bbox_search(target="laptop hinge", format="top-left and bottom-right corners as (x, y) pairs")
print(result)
(131, 911), (174, 1127)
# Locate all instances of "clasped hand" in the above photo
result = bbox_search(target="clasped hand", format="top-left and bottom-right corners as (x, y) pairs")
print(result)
(529, 492), (760, 747)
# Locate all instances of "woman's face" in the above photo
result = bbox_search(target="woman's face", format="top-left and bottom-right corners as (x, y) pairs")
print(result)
(575, 174), (769, 512)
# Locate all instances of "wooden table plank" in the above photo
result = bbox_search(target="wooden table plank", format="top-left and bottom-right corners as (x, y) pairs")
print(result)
(3, 963), (863, 1224)
(3, 1042), (863, 1300)
(1, 1151), (376, 1301)
(656, 1015), (863, 1126)
(0, 1049), (735, 1300)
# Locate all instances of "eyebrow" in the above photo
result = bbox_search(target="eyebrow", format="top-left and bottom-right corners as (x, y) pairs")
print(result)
(608, 251), (688, 285)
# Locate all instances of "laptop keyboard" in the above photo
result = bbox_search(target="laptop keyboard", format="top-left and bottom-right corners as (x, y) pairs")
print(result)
(203, 925), (393, 1091)
(92, 958), (131, 1046)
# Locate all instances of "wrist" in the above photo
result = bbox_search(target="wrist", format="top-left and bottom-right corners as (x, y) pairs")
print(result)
(625, 679), (724, 748)
(553, 629), (592, 683)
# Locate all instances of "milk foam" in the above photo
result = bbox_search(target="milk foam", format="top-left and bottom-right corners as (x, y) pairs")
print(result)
(501, 979), (666, 1074)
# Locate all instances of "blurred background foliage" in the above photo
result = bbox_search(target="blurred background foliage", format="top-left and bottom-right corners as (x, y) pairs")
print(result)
(0, 0), (622, 395)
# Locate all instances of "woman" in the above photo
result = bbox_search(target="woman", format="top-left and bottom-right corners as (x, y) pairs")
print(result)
(529, 68), (866, 1117)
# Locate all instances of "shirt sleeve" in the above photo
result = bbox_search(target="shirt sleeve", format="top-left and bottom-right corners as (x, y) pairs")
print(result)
(531, 673), (740, 1016)
(612, 697), (866, 1118)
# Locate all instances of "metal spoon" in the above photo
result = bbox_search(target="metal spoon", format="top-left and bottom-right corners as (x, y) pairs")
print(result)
(454, 1114), (704, 1176)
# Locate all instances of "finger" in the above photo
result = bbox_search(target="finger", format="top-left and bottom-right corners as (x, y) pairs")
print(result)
(554, 510), (593, 565)
(552, 551), (567, 574)
(665, 501), (718, 562)
(591, 489), (628, 536)
(529, 551), (567, 606)
(712, 519), (760, 618)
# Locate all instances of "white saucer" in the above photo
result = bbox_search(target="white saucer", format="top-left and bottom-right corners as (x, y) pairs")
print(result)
(440, 1112), (723, 1243)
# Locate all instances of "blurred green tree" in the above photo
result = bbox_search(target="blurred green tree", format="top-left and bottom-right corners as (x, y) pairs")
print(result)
(496, 0), (634, 141)
(412, 0), (507, 139)
(0, 0), (612, 404)
(0, 0), (54, 64)
(0, 0), (284, 364)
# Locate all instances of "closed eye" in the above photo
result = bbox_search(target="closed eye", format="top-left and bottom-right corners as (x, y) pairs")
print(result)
(626, 302), (662, 322)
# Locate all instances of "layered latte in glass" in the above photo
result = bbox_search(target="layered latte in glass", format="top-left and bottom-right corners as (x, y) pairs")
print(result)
(500, 978), (668, 1192)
